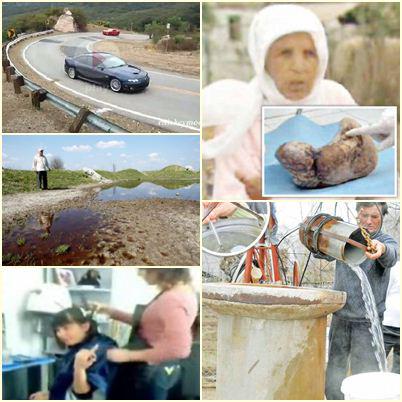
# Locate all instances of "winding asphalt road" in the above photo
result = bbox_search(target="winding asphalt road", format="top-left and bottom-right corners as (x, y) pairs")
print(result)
(22, 32), (199, 132)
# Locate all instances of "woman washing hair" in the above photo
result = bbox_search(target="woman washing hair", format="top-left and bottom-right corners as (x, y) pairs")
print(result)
(29, 307), (117, 400)
(203, 4), (356, 199)
(90, 268), (198, 400)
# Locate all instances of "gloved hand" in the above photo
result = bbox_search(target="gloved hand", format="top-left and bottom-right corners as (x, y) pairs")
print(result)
(345, 109), (395, 151)
(202, 202), (237, 224)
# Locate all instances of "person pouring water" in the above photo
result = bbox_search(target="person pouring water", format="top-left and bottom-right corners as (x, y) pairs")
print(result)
(324, 202), (398, 400)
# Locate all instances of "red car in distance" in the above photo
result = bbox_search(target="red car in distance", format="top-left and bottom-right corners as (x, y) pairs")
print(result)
(102, 28), (120, 36)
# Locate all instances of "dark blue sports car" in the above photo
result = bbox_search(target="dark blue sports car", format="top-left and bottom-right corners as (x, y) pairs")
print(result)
(64, 52), (150, 92)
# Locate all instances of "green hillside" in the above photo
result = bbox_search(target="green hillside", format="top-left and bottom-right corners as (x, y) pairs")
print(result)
(2, 165), (199, 195)
(97, 165), (199, 181)
(144, 165), (199, 179)
(96, 168), (145, 181)
(2, 2), (200, 36)
(2, 169), (93, 195)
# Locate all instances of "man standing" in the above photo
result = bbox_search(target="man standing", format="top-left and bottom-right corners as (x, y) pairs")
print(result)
(325, 202), (398, 399)
(32, 148), (50, 190)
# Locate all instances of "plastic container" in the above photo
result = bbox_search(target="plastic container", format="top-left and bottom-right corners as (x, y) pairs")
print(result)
(341, 372), (400, 400)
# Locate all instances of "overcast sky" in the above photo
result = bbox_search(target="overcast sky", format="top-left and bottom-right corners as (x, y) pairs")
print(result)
(2, 135), (200, 172)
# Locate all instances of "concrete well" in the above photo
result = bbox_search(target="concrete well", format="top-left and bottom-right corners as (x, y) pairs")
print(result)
(203, 283), (346, 400)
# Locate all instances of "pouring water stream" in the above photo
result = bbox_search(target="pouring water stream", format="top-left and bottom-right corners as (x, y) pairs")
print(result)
(349, 264), (387, 372)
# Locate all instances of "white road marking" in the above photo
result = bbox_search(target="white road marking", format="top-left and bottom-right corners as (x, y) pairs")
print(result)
(54, 81), (198, 131)
(95, 107), (113, 114)
(21, 36), (199, 131)
(23, 40), (53, 81)
(146, 69), (199, 82)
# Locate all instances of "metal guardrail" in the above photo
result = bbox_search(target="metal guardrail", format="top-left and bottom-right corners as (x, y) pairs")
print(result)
(4, 30), (129, 133)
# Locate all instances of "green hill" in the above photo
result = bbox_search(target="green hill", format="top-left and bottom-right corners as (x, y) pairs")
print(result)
(96, 168), (145, 181)
(96, 165), (199, 181)
(144, 165), (199, 179)
(2, 2), (200, 35)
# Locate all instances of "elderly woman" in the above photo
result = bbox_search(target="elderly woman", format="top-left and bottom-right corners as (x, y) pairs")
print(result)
(203, 4), (356, 199)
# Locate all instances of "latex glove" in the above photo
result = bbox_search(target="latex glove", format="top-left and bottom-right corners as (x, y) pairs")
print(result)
(345, 109), (395, 151)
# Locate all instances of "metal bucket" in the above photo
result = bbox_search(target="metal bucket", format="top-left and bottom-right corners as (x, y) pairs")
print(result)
(299, 214), (367, 265)
(202, 218), (264, 256)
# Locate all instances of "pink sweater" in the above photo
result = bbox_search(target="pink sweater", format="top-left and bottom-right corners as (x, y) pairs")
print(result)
(213, 117), (262, 199)
(136, 289), (198, 364)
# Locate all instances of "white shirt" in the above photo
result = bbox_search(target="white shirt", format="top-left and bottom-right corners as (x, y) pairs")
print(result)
(33, 155), (50, 172)
(383, 261), (400, 328)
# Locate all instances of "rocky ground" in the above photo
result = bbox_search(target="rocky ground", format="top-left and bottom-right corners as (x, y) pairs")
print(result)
(91, 199), (200, 266)
(2, 75), (101, 133)
(3, 186), (200, 266)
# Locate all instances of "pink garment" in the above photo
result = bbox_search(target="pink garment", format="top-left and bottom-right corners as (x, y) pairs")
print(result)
(137, 289), (198, 364)
(213, 117), (262, 199)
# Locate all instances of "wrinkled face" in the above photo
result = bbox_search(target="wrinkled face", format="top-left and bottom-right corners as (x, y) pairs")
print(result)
(55, 321), (89, 346)
(265, 32), (319, 101)
(357, 206), (382, 234)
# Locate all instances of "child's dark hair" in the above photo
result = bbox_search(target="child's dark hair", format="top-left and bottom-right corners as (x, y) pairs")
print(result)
(52, 306), (98, 347)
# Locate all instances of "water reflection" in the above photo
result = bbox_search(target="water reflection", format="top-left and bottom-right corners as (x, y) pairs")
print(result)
(3, 209), (101, 266)
(97, 180), (200, 201)
(38, 212), (54, 234)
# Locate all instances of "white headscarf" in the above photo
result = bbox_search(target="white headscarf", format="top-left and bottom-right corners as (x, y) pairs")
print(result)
(203, 5), (351, 159)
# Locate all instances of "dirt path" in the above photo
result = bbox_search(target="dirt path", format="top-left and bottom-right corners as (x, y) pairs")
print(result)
(2, 184), (101, 229)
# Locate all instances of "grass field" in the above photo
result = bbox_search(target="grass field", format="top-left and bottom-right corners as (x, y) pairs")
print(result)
(3, 165), (200, 195)
(2, 169), (94, 195)
(96, 168), (145, 180)
(97, 165), (200, 181)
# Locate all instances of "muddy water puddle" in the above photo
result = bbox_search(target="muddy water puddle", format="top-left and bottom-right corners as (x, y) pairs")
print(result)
(97, 180), (200, 201)
(3, 199), (200, 266)
(2, 208), (103, 266)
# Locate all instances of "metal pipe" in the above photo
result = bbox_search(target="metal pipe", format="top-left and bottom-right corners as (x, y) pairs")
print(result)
(319, 229), (367, 252)
(231, 202), (265, 223)
(86, 114), (129, 133)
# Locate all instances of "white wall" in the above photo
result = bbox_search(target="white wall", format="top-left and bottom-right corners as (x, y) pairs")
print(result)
(110, 268), (201, 311)
(2, 268), (45, 356)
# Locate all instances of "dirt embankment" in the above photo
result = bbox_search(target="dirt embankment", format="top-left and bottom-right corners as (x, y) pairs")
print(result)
(93, 40), (200, 77)
(2, 75), (102, 133)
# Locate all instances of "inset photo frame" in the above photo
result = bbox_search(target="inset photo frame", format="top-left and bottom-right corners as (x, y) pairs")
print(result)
(262, 106), (397, 198)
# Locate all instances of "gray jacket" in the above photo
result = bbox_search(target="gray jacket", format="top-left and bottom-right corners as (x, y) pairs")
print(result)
(333, 231), (398, 322)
